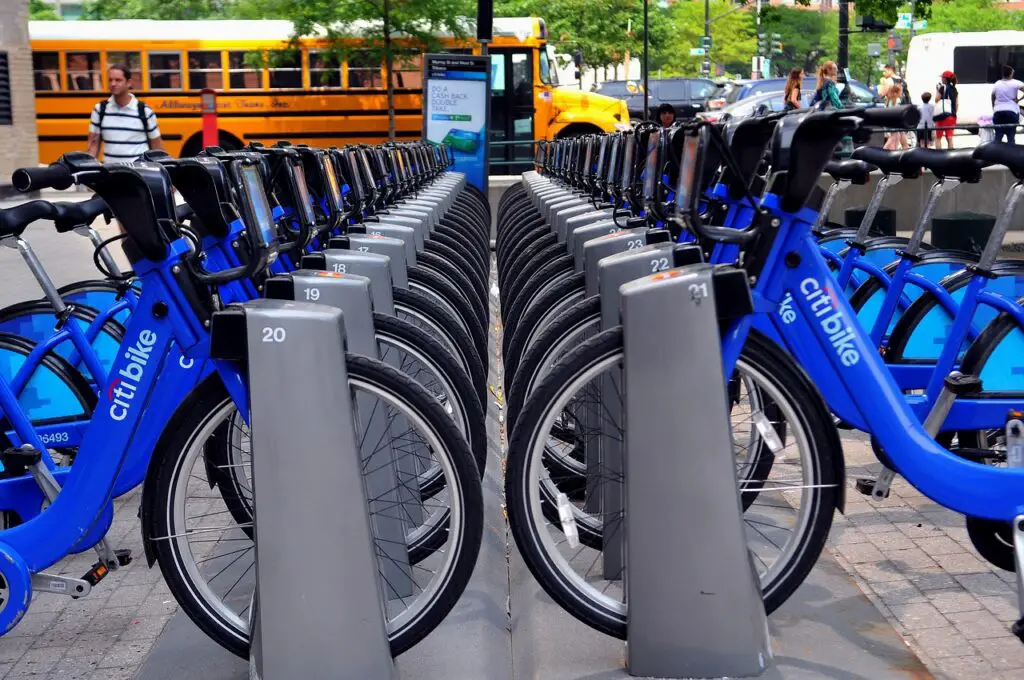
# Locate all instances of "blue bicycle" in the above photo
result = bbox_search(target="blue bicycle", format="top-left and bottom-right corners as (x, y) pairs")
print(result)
(0, 151), (483, 657)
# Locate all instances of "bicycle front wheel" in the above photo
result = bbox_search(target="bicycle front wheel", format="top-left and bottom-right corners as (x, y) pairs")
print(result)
(505, 327), (841, 638)
(142, 356), (483, 658)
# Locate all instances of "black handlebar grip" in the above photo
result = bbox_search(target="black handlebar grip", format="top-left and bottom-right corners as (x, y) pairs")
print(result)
(857, 105), (921, 130)
(11, 164), (74, 193)
(0, 200), (60, 238)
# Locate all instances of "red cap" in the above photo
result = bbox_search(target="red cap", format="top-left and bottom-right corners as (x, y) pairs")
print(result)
(942, 70), (955, 79)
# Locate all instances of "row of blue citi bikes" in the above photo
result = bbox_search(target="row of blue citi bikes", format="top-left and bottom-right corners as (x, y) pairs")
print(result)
(0, 100), (1023, 664)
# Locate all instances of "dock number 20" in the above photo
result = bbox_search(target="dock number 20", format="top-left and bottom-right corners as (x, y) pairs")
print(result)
(261, 327), (287, 343)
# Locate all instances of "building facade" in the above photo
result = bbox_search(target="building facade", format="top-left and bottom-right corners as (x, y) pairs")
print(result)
(1, 0), (39, 187)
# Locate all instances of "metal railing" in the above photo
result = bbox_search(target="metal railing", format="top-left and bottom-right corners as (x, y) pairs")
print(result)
(488, 138), (541, 170)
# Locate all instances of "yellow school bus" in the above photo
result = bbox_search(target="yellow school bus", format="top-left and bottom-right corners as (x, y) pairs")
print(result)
(28, 17), (629, 169)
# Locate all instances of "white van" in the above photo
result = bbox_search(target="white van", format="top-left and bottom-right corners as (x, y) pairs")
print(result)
(906, 31), (1024, 126)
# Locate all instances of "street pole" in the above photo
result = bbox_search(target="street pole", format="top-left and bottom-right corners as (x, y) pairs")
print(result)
(753, 0), (762, 79)
(704, 0), (711, 78)
(837, 0), (849, 74)
(643, 0), (650, 120)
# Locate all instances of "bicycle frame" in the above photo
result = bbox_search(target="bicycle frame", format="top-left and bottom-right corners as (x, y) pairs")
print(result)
(0, 236), (252, 572)
(720, 194), (1024, 522)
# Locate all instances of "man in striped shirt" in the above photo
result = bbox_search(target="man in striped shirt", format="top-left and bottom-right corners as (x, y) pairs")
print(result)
(86, 64), (164, 164)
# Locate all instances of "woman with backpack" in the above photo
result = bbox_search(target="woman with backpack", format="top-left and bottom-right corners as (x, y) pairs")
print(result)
(934, 70), (958, 150)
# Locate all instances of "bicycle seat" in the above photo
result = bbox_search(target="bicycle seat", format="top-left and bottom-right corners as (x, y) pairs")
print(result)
(52, 196), (109, 233)
(973, 141), (1024, 180)
(850, 147), (918, 178)
(824, 159), (875, 185)
(901, 148), (988, 183)
(0, 200), (57, 238)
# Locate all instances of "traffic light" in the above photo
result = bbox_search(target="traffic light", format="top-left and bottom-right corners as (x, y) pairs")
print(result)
(757, 32), (769, 55)
(886, 33), (902, 51)
(856, 15), (895, 32)
(771, 33), (783, 55)
(572, 49), (582, 81)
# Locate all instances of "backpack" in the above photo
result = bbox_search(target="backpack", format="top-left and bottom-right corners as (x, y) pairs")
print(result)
(96, 98), (152, 150)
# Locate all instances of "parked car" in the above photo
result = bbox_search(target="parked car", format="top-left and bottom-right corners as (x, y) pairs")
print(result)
(596, 77), (719, 120)
(698, 91), (808, 123)
(708, 76), (881, 110)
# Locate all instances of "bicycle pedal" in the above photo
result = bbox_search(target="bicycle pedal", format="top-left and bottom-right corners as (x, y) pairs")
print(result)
(82, 549), (132, 586)
(0, 446), (41, 478)
(1012, 617), (1024, 644)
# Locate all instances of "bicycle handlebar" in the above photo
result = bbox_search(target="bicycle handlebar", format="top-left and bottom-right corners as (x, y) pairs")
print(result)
(0, 200), (60, 238)
(12, 165), (74, 193)
(853, 105), (921, 129)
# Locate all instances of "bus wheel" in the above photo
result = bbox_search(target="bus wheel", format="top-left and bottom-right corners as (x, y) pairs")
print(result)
(180, 131), (243, 157)
(555, 123), (603, 139)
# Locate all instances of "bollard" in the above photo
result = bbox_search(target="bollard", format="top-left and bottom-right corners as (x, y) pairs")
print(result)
(210, 299), (395, 680)
(620, 264), (771, 678)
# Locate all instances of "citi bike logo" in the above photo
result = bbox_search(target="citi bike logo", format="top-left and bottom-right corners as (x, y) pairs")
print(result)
(778, 280), (861, 367)
(108, 330), (158, 421)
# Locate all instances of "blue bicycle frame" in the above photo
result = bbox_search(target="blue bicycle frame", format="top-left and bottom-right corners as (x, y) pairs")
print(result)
(719, 193), (1024, 522)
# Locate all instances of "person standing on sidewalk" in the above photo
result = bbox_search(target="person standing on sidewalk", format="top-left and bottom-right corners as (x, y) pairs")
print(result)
(86, 64), (163, 164)
(934, 71), (958, 150)
(991, 64), (1024, 144)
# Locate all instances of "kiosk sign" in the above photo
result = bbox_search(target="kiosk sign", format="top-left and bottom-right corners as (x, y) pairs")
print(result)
(423, 54), (490, 193)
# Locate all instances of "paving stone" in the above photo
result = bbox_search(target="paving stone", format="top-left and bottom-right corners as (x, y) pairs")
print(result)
(945, 609), (1015, 641)
(910, 570), (962, 592)
(884, 547), (939, 570)
(867, 579), (928, 606)
(914, 535), (964, 557)
(852, 559), (907, 583)
(932, 551), (993, 575)
(931, 654), (997, 680)
(953, 571), (1015, 597)
(977, 594), (1021, 623)
(972, 636), (1024, 671)
(94, 640), (151, 670)
(865, 530), (917, 552)
(926, 589), (983, 615)
(887, 602), (949, 631)
(118, 615), (171, 641)
(835, 541), (886, 564)
(907, 627), (978, 659)
(8, 646), (63, 676)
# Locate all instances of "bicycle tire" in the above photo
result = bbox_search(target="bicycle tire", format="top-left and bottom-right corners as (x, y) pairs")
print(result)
(505, 327), (840, 638)
(393, 287), (487, 406)
(408, 267), (487, 359)
(143, 358), (483, 659)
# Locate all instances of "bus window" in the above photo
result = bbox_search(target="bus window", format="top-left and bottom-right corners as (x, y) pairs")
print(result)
(491, 54), (505, 94)
(149, 52), (183, 90)
(395, 51), (422, 89)
(106, 51), (142, 79)
(309, 51), (341, 88)
(348, 51), (383, 88)
(539, 47), (553, 85)
(66, 52), (101, 91)
(511, 52), (531, 97)
(268, 50), (302, 89)
(32, 52), (60, 91)
(228, 51), (261, 89)
(188, 51), (224, 90)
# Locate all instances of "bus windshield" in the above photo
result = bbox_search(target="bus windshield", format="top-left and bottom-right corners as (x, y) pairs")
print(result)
(540, 46), (558, 86)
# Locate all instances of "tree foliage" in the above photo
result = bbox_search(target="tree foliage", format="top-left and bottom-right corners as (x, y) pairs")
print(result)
(81, 0), (233, 19)
(29, 0), (60, 20)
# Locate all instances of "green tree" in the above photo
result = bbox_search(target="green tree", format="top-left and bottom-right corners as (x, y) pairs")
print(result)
(757, 6), (831, 75)
(496, 0), (645, 81)
(29, 0), (60, 20)
(81, 0), (231, 19)
(652, 0), (754, 77)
